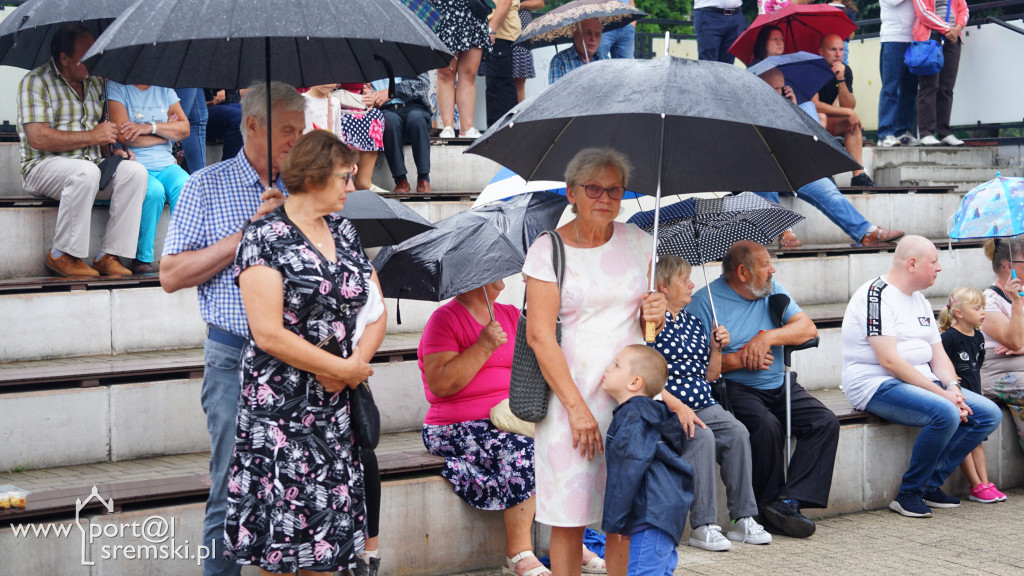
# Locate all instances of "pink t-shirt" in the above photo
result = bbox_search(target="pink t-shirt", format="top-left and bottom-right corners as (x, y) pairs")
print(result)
(418, 300), (520, 426)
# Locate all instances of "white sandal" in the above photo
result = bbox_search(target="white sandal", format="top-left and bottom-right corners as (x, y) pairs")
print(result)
(502, 551), (551, 576)
(581, 554), (607, 574)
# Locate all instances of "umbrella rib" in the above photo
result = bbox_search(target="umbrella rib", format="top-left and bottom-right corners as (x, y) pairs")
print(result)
(528, 117), (575, 181)
(751, 124), (797, 193)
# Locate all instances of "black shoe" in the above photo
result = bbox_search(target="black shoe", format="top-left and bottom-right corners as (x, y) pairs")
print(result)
(131, 259), (157, 275)
(761, 500), (816, 538)
(922, 487), (960, 508)
(353, 555), (380, 576)
(849, 173), (877, 187)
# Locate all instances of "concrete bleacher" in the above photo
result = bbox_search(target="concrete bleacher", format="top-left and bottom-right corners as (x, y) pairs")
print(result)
(1, 142), (1024, 575)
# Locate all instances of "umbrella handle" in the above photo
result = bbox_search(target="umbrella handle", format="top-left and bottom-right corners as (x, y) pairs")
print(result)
(1012, 269), (1024, 297)
(645, 320), (657, 343)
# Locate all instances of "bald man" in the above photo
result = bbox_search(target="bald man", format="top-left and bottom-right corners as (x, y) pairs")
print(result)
(841, 235), (1001, 518)
(753, 69), (904, 248)
(688, 241), (839, 538)
(548, 18), (603, 84)
(816, 34), (875, 187)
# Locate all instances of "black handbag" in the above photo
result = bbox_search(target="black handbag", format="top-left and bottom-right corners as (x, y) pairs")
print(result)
(508, 231), (566, 423)
(97, 155), (123, 190)
(317, 334), (380, 450)
(467, 0), (496, 20)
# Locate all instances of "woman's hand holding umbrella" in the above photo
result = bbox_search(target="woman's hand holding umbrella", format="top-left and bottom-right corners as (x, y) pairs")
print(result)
(640, 290), (667, 339)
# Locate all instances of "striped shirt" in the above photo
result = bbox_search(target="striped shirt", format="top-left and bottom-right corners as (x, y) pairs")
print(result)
(16, 60), (105, 178)
(162, 153), (286, 337)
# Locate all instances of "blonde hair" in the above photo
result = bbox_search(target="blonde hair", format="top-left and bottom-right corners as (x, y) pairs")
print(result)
(622, 345), (668, 398)
(938, 287), (986, 332)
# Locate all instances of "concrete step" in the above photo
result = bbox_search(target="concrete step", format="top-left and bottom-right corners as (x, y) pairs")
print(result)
(0, 358), (429, 471)
(871, 146), (999, 169)
(874, 164), (1024, 192)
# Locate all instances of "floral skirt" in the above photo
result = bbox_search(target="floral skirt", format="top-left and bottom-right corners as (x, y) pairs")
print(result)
(990, 371), (1024, 451)
(339, 107), (384, 152)
(422, 419), (535, 511)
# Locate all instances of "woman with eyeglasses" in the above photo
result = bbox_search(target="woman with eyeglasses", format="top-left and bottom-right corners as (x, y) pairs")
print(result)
(522, 148), (667, 576)
(224, 130), (387, 576)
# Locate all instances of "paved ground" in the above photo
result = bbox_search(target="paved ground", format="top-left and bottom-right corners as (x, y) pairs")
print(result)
(451, 488), (1024, 576)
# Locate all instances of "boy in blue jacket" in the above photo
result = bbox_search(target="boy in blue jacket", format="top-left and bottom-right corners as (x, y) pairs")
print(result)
(600, 345), (694, 576)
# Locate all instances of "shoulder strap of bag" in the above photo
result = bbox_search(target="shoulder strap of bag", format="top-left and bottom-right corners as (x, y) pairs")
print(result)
(521, 230), (567, 309)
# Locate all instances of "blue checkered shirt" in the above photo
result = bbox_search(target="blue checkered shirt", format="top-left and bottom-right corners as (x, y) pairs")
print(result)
(548, 48), (604, 85)
(162, 153), (285, 337)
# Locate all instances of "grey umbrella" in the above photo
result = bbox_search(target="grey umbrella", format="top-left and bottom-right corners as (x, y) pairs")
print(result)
(337, 189), (435, 249)
(373, 192), (567, 304)
(81, 0), (452, 188)
(0, 0), (137, 69)
(514, 0), (647, 49)
(466, 55), (858, 337)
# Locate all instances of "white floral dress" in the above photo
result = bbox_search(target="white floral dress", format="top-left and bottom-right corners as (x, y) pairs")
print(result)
(521, 221), (653, 526)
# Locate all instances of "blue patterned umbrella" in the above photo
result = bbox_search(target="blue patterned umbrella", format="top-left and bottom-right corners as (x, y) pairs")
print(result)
(948, 174), (1024, 240)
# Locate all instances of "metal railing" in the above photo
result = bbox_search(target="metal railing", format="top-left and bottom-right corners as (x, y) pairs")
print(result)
(986, 16), (1024, 34)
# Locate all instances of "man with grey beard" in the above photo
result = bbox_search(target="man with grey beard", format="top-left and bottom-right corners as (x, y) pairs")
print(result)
(687, 241), (839, 539)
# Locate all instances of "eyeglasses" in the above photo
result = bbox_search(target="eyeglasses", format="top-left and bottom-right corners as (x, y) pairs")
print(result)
(333, 166), (358, 186)
(574, 182), (626, 200)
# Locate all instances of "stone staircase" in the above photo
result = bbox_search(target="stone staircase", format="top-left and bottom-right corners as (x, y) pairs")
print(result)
(1, 142), (1024, 575)
(872, 146), (1024, 193)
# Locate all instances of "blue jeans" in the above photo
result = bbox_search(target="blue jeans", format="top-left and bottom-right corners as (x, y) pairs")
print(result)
(175, 88), (208, 173)
(865, 379), (1001, 494)
(694, 10), (746, 64)
(627, 527), (677, 576)
(207, 102), (243, 161)
(136, 164), (187, 263)
(877, 42), (918, 139)
(200, 337), (243, 576)
(754, 177), (872, 242)
(598, 24), (635, 59)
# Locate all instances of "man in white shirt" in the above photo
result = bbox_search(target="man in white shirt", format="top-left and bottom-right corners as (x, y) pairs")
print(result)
(841, 235), (1001, 518)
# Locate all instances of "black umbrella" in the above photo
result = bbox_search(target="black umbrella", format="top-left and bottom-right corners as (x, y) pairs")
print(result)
(627, 192), (804, 326)
(513, 0), (647, 49)
(373, 192), (566, 304)
(81, 0), (453, 186)
(0, 0), (136, 69)
(466, 55), (856, 337)
(337, 189), (435, 249)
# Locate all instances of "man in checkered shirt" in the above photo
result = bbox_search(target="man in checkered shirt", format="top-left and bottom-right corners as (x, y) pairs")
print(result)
(159, 82), (306, 576)
(18, 24), (148, 277)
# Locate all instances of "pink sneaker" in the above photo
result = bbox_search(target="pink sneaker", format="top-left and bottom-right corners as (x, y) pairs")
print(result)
(986, 483), (1008, 502)
(969, 483), (1002, 503)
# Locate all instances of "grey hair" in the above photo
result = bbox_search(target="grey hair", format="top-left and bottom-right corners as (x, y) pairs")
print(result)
(239, 82), (306, 144)
(721, 242), (759, 282)
(655, 254), (691, 289)
(564, 147), (631, 191)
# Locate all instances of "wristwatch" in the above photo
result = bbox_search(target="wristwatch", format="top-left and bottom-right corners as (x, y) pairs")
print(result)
(150, 122), (157, 135)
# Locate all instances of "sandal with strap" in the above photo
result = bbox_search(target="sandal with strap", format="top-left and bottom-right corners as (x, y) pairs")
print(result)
(581, 552), (607, 574)
(778, 229), (802, 250)
(502, 551), (551, 576)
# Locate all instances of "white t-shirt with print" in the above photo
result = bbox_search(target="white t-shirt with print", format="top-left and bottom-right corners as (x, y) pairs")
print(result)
(841, 276), (941, 410)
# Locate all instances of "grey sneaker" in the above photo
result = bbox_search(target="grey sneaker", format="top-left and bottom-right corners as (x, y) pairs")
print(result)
(899, 132), (919, 146)
(689, 524), (732, 551)
(727, 516), (772, 545)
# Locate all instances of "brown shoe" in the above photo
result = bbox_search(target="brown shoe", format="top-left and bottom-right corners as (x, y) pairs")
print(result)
(131, 260), (157, 275)
(93, 254), (132, 276)
(392, 179), (411, 195)
(778, 230), (802, 249)
(860, 226), (905, 246)
(45, 252), (99, 277)
(417, 179), (432, 194)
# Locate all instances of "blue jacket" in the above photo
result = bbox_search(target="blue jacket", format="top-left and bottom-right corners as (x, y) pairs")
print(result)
(600, 396), (693, 544)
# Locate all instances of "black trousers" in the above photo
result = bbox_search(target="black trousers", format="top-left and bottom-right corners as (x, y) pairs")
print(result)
(917, 35), (962, 138)
(484, 38), (517, 127)
(725, 378), (839, 510)
(381, 103), (432, 180)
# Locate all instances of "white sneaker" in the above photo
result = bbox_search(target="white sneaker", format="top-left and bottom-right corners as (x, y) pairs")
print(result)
(899, 132), (919, 146)
(879, 134), (901, 147)
(460, 127), (482, 138)
(689, 524), (732, 551)
(438, 126), (455, 138)
(919, 134), (941, 146)
(727, 517), (772, 545)
(940, 134), (965, 146)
